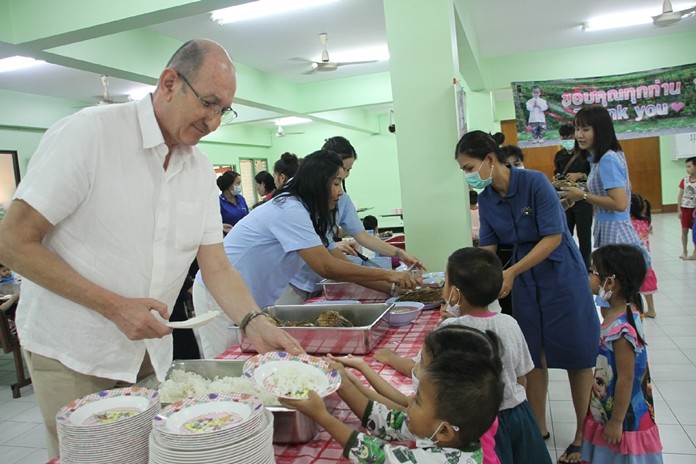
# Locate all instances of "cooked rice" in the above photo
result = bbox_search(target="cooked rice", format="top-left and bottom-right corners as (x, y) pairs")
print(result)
(159, 369), (279, 406)
(264, 369), (322, 399)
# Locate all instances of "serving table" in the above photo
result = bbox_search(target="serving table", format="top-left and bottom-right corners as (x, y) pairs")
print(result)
(47, 307), (440, 464)
(220, 308), (440, 463)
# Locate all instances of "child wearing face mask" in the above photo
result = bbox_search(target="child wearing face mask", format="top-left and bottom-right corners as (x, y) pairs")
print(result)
(438, 248), (551, 464)
(281, 329), (504, 464)
(582, 244), (662, 464)
(329, 325), (502, 464)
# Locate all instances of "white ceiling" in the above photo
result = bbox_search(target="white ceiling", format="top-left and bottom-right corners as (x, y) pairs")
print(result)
(0, 0), (694, 127)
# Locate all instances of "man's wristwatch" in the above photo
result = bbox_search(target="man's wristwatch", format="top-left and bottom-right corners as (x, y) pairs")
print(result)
(583, 192), (588, 202)
(239, 310), (268, 334)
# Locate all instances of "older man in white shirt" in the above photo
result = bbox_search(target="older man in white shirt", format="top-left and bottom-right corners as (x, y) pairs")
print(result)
(0, 39), (302, 459)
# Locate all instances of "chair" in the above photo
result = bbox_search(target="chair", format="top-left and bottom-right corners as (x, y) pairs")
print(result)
(0, 292), (32, 398)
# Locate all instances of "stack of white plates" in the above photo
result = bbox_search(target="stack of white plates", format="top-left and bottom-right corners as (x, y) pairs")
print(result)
(149, 392), (275, 464)
(56, 386), (160, 464)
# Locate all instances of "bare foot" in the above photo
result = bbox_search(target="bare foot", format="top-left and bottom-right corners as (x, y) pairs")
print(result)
(680, 253), (687, 259)
(646, 311), (656, 318)
(686, 254), (696, 261)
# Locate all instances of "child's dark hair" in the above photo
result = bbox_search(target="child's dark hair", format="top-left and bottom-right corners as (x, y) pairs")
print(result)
(559, 123), (574, 138)
(469, 190), (478, 206)
(630, 193), (651, 225)
(362, 215), (378, 231)
(254, 170), (275, 194)
(591, 244), (647, 345)
(501, 145), (524, 163)
(423, 329), (504, 447)
(686, 156), (696, 165)
(446, 248), (503, 307)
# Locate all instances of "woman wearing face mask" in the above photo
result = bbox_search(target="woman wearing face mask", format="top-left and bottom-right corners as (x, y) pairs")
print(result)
(455, 130), (599, 464)
(217, 170), (249, 235)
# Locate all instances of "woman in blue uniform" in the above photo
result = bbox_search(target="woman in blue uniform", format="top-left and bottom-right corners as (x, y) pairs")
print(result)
(455, 131), (599, 464)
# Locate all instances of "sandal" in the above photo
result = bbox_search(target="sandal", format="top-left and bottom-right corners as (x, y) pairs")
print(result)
(558, 443), (581, 464)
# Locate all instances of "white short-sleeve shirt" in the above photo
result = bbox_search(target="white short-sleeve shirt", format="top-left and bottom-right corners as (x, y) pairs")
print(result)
(440, 312), (534, 410)
(14, 97), (222, 383)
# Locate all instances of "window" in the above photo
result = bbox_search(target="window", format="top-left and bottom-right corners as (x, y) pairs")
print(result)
(239, 158), (268, 204)
(0, 150), (21, 220)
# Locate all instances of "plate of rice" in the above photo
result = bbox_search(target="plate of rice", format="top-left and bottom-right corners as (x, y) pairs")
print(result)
(243, 352), (341, 400)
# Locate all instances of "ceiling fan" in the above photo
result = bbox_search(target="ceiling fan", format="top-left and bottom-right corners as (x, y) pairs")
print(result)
(298, 33), (377, 74)
(275, 125), (305, 137)
(652, 0), (696, 26)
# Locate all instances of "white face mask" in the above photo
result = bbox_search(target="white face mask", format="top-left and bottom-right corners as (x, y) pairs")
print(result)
(411, 367), (420, 390)
(445, 287), (461, 317)
(597, 277), (614, 302)
(414, 421), (459, 448)
(232, 185), (242, 196)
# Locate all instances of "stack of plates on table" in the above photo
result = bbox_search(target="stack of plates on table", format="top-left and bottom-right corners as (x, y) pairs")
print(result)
(149, 392), (275, 464)
(56, 386), (160, 464)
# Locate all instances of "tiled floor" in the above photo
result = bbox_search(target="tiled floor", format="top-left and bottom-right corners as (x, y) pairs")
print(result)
(0, 212), (694, 463)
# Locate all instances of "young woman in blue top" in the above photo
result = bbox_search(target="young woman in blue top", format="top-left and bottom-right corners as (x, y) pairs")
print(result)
(455, 131), (599, 464)
(193, 150), (419, 358)
(280, 136), (422, 304)
(562, 106), (648, 267)
(217, 170), (248, 234)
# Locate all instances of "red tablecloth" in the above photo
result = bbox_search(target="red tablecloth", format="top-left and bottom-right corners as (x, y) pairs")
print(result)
(219, 309), (440, 463)
(47, 309), (441, 464)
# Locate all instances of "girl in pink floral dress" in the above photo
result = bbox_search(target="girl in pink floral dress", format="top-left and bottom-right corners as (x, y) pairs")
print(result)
(630, 194), (658, 318)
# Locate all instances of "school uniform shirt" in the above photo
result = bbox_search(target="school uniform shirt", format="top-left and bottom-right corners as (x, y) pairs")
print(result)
(13, 96), (222, 383)
(219, 193), (249, 226)
(289, 193), (364, 293)
(478, 167), (599, 370)
(344, 400), (485, 464)
(196, 195), (328, 308)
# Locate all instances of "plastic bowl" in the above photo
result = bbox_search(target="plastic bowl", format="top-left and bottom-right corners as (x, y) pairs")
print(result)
(388, 302), (424, 327)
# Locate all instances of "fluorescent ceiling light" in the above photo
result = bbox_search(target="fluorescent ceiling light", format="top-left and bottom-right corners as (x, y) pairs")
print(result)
(212, 0), (338, 25)
(0, 56), (45, 73)
(329, 45), (390, 63)
(275, 116), (311, 126)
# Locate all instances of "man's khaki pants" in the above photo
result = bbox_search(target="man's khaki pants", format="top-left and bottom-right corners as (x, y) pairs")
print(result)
(23, 350), (153, 459)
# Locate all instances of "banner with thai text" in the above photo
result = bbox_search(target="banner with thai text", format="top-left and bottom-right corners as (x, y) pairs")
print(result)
(511, 63), (696, 148)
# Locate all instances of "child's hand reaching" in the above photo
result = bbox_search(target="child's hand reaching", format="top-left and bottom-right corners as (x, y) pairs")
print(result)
(278, 390), (326, 419)
(328, 353), (368, 370)
(373, 348), (397, 365)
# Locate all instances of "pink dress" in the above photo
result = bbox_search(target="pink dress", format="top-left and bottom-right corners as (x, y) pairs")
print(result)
(631, 218), (658, 294)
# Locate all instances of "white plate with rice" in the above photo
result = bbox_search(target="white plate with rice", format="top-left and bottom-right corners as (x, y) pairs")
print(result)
(243, 352), (341, 400)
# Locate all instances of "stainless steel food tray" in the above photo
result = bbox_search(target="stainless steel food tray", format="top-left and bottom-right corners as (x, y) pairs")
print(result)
(320, 279), (390, 301)
(139, 359), (338, 444)
(234, 303), (392, 355)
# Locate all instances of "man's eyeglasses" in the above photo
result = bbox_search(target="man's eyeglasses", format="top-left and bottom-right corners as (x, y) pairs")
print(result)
(177, 72), (238, 123)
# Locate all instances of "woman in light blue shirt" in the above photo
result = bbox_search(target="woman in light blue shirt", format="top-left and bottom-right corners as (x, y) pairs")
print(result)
(193, 150), (418, 358)
(281, 136), (422, 304)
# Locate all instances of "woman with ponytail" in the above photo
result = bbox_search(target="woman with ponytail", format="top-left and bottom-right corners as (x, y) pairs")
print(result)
(581, 244), (662, 464)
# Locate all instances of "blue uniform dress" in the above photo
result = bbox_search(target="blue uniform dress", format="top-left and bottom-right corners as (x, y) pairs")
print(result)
(478, 167), (599, 369)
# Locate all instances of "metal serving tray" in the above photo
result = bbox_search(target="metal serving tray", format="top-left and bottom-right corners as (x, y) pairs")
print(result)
(234, 303), (392, 355)
(139, 359), (337, 444)
(320, 279), (390, 301)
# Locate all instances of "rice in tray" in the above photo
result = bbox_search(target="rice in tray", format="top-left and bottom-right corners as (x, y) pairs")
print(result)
(159, 369), (279, 405)
(264, 369), (322, 399)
